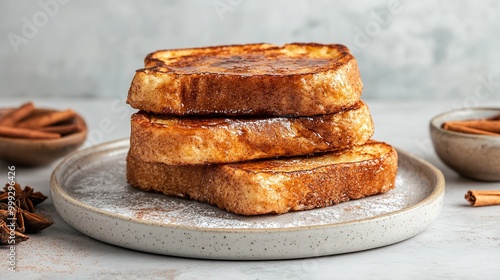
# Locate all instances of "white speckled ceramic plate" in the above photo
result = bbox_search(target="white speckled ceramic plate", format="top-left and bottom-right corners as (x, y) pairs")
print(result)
(51, 139), (445, 260)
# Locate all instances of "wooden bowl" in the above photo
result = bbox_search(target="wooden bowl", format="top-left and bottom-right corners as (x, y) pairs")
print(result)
(0, 108), (87, 167)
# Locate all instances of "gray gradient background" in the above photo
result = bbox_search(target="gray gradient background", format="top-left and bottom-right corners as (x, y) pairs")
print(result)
(1, 0), (500, 100)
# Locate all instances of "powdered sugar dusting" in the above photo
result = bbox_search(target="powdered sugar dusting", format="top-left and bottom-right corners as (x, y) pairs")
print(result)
(61, 149), (434, 230)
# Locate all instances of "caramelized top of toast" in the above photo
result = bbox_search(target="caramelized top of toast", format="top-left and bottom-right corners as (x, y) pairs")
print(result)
(128, 43), (362, 116)
(144, 43), (348, 76)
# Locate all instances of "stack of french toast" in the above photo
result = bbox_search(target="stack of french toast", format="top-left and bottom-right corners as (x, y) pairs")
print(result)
(126, 43), (398, 215)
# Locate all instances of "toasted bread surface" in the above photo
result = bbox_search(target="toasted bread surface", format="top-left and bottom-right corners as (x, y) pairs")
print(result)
(126, 141), (398, 215)
(127, 43), (362, 116)
(129, 101), (374, 165)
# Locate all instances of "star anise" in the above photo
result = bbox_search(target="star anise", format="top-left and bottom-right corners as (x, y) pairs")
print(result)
(0, 184), (53, 245)
(0, 183), (47, 213)
(0, 220), (29, 244)
(0, 205), (53, 234)
(0, 204), (25, 233)
(18, 208), (53, 233)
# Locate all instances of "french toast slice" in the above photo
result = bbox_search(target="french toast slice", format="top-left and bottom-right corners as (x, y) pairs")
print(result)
(127, 43), (363, 116)
(129, 101), (374, 165)
(126, 141), (398, 215)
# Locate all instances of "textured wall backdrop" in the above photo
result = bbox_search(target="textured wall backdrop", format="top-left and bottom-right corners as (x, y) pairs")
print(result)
(1, 0), (500, 100)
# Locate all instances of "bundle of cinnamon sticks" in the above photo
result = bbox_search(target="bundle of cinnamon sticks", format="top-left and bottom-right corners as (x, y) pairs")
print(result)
(442, 113), (500, 136)
(0, 102), (83, 139)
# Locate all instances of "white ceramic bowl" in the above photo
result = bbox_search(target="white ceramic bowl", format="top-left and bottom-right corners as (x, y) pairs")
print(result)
(430, 107), (500, 181)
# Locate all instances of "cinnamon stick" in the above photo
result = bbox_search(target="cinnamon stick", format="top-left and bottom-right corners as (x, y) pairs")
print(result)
(38, 123), (83, 135)
(465, 190), (500, 206)
(0, 102), (35, 127)
(444, 120), (500, 133)
(442, 122), (499, 136)
(17, 109), (75, 129)
(0, 126), (61, 139)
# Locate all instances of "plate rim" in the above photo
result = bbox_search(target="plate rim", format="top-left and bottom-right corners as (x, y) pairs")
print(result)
(51, 138), (445, 233)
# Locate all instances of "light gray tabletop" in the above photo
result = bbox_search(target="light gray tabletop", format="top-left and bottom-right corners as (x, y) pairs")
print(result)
(1, 97), (499, 280)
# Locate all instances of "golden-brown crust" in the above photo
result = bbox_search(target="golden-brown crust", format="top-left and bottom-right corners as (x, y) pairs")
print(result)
(127, 43), (363, 116)
(129, 101), (374, 165)
(126, 142), (398, 215)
